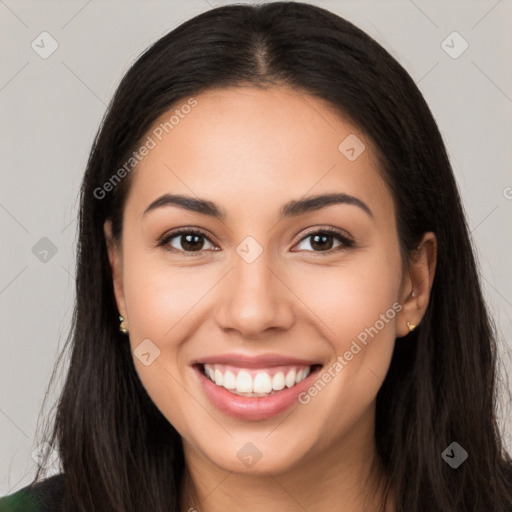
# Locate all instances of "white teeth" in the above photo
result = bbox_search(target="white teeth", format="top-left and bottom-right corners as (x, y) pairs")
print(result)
(285, 369), (296, 388)
(202, 363), (315, 396)
(304, 367), (311, 380)
(214, 368), (223, 386)
(272, 372), (285, 391)
(253, 372), (273, 393)
(235, 370), (253, 393)
(223, 370), (236, 389)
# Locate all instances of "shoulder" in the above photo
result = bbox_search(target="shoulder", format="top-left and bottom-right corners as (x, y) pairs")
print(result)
(0, 473), (65, 512)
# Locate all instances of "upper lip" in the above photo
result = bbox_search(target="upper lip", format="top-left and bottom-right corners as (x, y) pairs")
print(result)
(191, 353), (322, 368)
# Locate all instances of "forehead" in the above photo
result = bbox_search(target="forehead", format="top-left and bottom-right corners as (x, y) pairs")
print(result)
(124, 86), (394, 224)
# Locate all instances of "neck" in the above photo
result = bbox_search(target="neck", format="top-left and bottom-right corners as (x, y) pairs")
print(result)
(179, 405), (394, 512)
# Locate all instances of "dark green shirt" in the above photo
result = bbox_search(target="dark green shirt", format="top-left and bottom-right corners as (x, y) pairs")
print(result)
(0, 474), (64, 512)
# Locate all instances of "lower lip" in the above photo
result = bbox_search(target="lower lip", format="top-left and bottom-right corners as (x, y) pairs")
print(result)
(193, 364), (321, 421)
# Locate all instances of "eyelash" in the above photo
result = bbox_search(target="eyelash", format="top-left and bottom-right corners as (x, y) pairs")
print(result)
(157, 227), (355, 256)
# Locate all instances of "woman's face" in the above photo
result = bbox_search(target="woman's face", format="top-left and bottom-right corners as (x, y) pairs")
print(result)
(105, 86), (433, 476)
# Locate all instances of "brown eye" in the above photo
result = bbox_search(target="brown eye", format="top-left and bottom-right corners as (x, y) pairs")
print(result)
(159, 229), (217, 254)
(294, 228), (354, 253)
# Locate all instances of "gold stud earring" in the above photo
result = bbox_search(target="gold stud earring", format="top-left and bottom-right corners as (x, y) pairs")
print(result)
(119, 315), (128, 334)
(406, 321), (416, 332)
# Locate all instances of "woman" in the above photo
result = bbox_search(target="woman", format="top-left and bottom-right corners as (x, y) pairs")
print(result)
(1, 2), (511, 511)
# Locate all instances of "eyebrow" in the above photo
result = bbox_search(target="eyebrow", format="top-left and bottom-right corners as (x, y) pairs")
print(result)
(142, 192), (374, 220)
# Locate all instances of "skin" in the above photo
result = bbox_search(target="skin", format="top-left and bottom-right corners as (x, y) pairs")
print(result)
(104, 86), (437, 512)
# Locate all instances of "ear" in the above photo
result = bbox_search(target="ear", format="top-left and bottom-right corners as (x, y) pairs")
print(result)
(396, 232), (437, 338)
(104, 220), (128, 324)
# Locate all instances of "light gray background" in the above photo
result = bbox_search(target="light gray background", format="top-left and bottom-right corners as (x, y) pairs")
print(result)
(1, 0), (511, 496)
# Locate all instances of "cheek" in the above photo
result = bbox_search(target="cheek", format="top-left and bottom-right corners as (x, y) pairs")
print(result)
(290, 249), (402, 437)
(119, 248), (211, 434)
(121, 245), (212, 343)
(291, 249), (402, 350)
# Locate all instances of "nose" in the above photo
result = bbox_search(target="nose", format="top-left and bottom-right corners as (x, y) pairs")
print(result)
(214, 249), (295, 338)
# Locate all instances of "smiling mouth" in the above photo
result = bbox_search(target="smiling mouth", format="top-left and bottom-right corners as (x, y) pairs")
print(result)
(196, 363), (323, 397)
